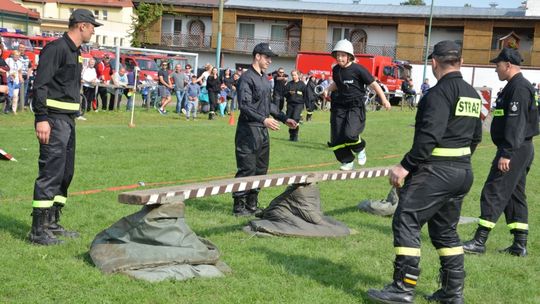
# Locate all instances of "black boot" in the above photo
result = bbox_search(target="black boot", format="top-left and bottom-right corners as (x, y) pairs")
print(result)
(499, 231), (527, 257)
(208, 111), (215, 120)
(306, 113), (312, 121)
(28, 208), (63, 245)
(246, 192), (263, 217)
(232, 196), (251, 217)
(367, 264), (420, 304)
(463, 226), (490, 254)
(425, 269), (465, 304)
(47, 203), (80, 238)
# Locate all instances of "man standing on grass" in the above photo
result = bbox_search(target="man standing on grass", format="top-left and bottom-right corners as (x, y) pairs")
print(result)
(231, 43), (297, 216)
(30, 9), (101, 245)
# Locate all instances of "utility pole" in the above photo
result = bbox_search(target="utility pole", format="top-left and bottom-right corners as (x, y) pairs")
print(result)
(422, 0), (434, 83)
(216, 0), (224, 69)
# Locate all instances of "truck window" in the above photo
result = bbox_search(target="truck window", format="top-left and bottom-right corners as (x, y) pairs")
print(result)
(383, 66), (394, 77)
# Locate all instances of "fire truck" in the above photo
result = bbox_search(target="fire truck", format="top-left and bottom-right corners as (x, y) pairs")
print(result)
(296, 51), (412, 104)
(0, 29), (37, 66)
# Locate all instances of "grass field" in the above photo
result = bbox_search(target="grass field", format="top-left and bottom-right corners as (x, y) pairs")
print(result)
(0, 107), (538, 304)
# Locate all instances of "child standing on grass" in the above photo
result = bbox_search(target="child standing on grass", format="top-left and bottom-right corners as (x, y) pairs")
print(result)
(186, 75), (200, 120)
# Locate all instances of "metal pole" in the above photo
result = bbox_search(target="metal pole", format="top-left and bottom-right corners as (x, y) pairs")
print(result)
(422, 0), (435, 83)
(216, 0), (224, 69)
(129, 68), (139, 127)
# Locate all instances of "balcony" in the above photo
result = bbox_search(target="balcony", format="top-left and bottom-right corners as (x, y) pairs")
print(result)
(232, 37), (300, 57)
(325, 43), (397, 58)
(161, 32), (211, 50)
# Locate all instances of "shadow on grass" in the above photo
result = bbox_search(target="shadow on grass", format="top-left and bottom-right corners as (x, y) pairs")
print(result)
(272, 137), (329, 151)
(252, 247), (385, 302)
(195, 223), (247, 237)
(0, 211), (30, 240)
(185, 198), (229, 214)
(325, 205), (393, 235)
(77, 251), (95, 267)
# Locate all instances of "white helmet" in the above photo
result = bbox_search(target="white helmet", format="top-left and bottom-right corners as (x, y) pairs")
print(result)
(332, 39), (355, 59)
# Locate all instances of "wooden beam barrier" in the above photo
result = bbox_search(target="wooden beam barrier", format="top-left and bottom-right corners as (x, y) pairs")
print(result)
(118, 166), (392, 206)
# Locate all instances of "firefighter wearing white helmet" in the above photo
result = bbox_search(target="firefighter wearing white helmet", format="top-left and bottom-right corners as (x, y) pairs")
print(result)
(323, 39), (391, 171)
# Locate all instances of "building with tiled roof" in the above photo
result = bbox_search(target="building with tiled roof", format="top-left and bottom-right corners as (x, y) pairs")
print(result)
(0, 0), (41, 35)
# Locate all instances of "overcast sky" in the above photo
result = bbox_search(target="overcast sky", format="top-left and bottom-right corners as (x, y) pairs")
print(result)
(303, 0), (525, 8)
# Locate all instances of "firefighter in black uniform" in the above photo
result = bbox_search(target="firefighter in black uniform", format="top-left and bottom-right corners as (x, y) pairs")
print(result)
(323, 39), (390, 171)
(29, 9), (102, 245)
(232, 43), (297, 216)
(367, 40), (483, 304)
(272, 67), (288, 111)
(284, 70), (307, 141)
(305, 73), (318, 121)
(463, 48), (539, 257)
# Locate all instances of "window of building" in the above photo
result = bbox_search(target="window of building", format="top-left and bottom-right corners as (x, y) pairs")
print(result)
(102, 36), (107, 45)
(271, 25), (286, 41)
(239, 23), (255, 39)
(332, 28), (342, 43)
(120, 38), (124, 46)
(95, 35), (100, 44)
(102, 10), (108, 21)
(94, 10), (99, 19)
(174, 20), (182, 33)
(114, 37), (118, 45)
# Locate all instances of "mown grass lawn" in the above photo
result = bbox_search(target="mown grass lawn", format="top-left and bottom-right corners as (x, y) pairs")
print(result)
(0, 106), (538, 303)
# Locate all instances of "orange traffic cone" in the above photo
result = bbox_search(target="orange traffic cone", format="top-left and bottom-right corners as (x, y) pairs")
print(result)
(228, 111), (236, 126)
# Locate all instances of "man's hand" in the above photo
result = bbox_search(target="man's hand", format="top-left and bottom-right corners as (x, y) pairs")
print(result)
(35, 121), (51, 144)
(382, 99), (391, 110)
(389, 164), (409, 188)
(263, 118), (280, 131)
(285, 118), (298, 129)
(498, 157), (511, 173)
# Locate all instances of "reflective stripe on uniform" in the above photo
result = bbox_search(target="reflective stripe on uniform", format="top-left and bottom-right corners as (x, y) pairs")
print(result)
(53, 195), (67, 204)
(437, 246), (464, 256)
(395, 247), (421, 256)
(32, 200), (54, 208)
(432, 147), (471, 157)
(455, 97), (481, 117)
(479, 219), (496, 229)
(330, 138), (362, 151)
(507, 222), (529, 231)
(493, 109), (504, 116)
(46, 99), (79, 111)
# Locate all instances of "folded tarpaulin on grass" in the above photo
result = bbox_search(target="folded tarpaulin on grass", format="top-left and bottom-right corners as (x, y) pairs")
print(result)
(0, 148), (17, 161)
(89, 202), (231, 282)
(246, 184), (350, 237)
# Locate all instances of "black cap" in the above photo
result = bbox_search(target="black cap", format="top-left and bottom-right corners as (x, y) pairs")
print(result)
(69, 9), (103, 27)
(252, 43), (278, 57)
(428, 40), (461, 59)
(489, 48), (523, 65)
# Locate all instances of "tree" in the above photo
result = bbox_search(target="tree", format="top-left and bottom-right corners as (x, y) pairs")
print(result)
(400, 0), (426, 5)
(129, 1), (164, 47)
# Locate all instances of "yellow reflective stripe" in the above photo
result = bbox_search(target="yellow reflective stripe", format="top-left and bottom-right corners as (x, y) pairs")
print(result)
(404, 278), (417, 286)
(395, 247), (421, 256)
(46, 99), (80, 111)
(437, 247), (464, 256)
(455, 97), (481, 117)
(432, 147), (471, 157)
(493, 109), (504, 116)
(32, 200), (54, 208)
(507, 222), (529, 230)
(78, 56), (83, 63)
(479, 219), (496, 229)
(330, 138), (362, 151)
(53, 195), (67, 204)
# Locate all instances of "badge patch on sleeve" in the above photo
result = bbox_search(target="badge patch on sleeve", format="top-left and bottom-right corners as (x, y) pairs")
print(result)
(509, 101), (519, 116)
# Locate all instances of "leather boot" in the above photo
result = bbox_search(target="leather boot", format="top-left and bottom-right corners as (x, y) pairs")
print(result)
(306, 113), (312, 121)
(232, 196), (251, 217)
(499, 231), (528, 257)
(28, 208), (63, 245)
(47, 203), (80, 238)
(463, 226), (490, 254)
(425, 269), (465, 304)
(367, 264), (420, 304)
(246, 192), (263, 217)
(208, 111), (215, 120)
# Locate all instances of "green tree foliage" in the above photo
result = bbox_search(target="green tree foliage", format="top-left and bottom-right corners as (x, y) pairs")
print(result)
(400, 0), (426, 5)
(130, 1), (163, 47)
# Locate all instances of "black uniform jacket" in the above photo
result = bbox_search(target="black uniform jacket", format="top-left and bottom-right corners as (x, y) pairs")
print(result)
(33, 32), (82, 122)
(284, 80), (307, 105)
(238, 65), (287, 126)
(401, 71), (483, 172)
(491, 72), (539, 159)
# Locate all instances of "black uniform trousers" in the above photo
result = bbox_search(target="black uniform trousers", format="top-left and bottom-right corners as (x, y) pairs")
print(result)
(478, 140), (534, 231)
(233, 123), (270, 198)
(208, 90), (218, 113)
(83, 86), (96, 112)
(33, 115), (76, 207)
(329, 103), (366, 163)
(287, 103), (303, 138)
(393, 163), (473, 271)
(274, 94), (285, 112)
(97, 87), (114, 111)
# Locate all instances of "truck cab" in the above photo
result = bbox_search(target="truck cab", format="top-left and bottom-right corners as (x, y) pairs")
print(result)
(0, 29), (37, 66)
(120, 55), (159, 81)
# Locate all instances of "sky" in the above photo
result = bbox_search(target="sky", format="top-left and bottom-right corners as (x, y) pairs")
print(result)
(304, 0), (525, 8)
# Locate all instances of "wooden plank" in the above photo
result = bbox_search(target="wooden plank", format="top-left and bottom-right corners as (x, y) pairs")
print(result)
(118, 167), (392, 205)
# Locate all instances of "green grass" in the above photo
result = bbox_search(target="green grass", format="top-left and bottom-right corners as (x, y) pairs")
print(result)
(0, 107), (538, 303)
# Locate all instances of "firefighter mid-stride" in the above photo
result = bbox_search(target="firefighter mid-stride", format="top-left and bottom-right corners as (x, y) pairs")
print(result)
(463, 48), (539, 257)
(29, 9), (102, 245)
(367, 41), (482, 304)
